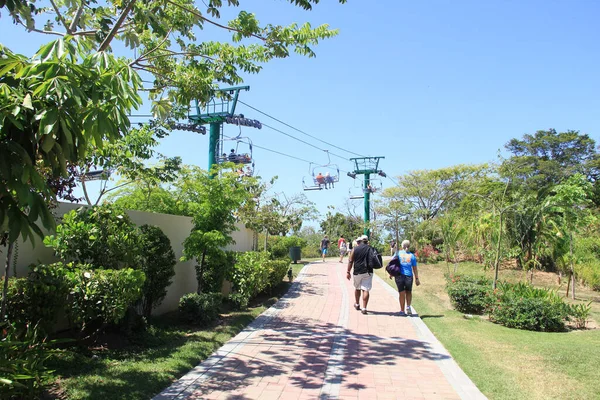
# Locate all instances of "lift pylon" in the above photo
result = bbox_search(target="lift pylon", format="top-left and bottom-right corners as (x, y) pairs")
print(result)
(348, 157), (386, 237)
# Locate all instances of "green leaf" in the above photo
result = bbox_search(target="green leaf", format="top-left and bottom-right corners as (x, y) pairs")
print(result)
(22, 93), (33, 109)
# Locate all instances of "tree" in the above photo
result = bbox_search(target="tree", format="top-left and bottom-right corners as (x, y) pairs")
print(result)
(179, 165), (256, 292)
(376, 191), (412, 251)
(319, 209), (363, 242)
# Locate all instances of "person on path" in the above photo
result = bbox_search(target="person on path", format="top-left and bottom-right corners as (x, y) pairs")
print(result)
(320, 235), (330, 262)
(390, 239), (397, 256)
(347, 235), (373, 315)
(393, 240), (420, 316)
(338, 235), (348, 263)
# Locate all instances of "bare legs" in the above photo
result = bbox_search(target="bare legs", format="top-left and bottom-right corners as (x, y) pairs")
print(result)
(398, 290), (412, 312)
(355, 289), (370, 310)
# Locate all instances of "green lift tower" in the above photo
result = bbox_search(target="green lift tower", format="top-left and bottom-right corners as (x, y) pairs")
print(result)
(187, 85), (260, 171)
(348, 157), (386, 238)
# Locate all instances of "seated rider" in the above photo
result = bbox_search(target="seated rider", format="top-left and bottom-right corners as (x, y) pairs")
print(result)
(228, 149), (238, 162)
(325, 172), (334, 189)
(315, 172), (325, 187)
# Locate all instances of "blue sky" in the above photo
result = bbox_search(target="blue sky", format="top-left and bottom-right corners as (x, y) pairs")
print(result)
(2, 0), (600, 223)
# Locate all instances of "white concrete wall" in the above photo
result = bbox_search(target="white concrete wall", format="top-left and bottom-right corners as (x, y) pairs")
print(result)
(12, 202), (254, 315)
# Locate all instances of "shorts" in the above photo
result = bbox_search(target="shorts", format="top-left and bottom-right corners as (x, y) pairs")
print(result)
(353, 273), (373, 291)
(395, 275), (413, 292)
(339, 248), (347, 256)
(322, 248), (328, 255)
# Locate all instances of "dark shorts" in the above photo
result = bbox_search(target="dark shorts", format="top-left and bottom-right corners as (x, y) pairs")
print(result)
(395, 275), (413, 292)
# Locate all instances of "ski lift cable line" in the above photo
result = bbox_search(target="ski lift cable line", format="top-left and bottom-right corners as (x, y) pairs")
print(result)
(222, 133), (350, 174)
(238, 100), (367, 158)
(261, 122), (350, 163)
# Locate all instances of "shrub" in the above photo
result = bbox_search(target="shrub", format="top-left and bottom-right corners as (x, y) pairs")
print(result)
(265, 260), (291, 290)
(226, 293), (249, 310)
(228, 252), (271, 303)
(0, 321), (66, 400)
(577, 262), (600, 291)
(488, 297), (566, 332)
(66, 267), (145, 331)
(179, 293), (222, 325)
(416, 244), (440, 264)
(5, 263), (71, 334)
(446, 275), (492, 314)
(268, 236), (307, 260)
(44, 204), (141, 270)
(567, 302), (592, 329)
(199, 251), (236, 293)
(138, 225), (177, 318)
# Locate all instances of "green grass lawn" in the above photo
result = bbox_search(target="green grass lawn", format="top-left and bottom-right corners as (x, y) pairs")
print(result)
(376, 262), (600, 400)
(46, 262), (306, 400)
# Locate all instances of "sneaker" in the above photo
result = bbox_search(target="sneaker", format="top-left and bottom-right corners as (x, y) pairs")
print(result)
(361, 309), (368, 315)
(398, 311), (406, 317)
(354, 304), (361, 311)
(406, 306), (413, 315)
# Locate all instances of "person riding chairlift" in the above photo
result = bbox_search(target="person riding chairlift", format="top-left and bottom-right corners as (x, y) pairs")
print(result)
(315, 172), (326, 188)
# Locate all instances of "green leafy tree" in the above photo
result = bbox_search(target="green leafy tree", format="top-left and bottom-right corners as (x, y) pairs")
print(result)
(179, 165), (256, 292)
(138, 224), (176, 317)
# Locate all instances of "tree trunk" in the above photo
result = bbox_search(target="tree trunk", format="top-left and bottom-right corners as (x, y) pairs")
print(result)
(566, 272), (571, 298)
(558, 270), (562, 285)
(81, 179), (93, 205)
(197, 249), (207, 294)
(529, 268), (534, 285)
(570, 234), (575, 300)
(1, 242), (14, 320)
(264, 229), (268, 252)
(492, 212), (503, 290)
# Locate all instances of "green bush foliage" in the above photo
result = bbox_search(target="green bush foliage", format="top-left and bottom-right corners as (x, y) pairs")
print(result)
(199, 251), (236, 293)
(44, 204), (141, 270)
(138, 225), (176, 318)
(66, 267), (145, 330)
(228, 251), (271, 301)
(5, 263), (71, 334)
(568, 302), (592, 329)
(577, 262), (600, 291)
(446, 275), (493, 314)
(265, 260), (290, 290)
(267, 235), (307, 260)
(178, 293), (222, 325)
(226, 293), (249, 310)
(0, 322), (67, 400)
(488, 297), (566, 332)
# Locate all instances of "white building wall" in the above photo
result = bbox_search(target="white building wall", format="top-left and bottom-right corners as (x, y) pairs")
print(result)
(12, 202), (254, 315)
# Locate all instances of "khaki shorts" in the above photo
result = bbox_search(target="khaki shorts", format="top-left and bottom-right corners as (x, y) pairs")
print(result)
(353, 273), (373, 291)
(340, 247), (348, 256)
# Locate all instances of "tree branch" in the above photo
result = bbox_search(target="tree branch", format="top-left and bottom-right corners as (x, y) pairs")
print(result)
(19, 21), (64, 36)
(164, 0), (267, 42)
(49, 0), (71, 33)
(98, 0), (136, 51)
(129, 28), (173, 67)
(68, 1), (87, 33)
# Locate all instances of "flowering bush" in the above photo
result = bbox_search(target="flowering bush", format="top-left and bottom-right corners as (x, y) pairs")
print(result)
(416, 244), (440, 264)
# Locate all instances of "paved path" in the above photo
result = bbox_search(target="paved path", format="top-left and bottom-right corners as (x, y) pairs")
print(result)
(154, 260), (486, 400)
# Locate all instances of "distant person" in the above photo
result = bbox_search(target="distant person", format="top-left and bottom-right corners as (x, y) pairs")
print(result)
(393, 240), (420, 316)
(347, 235), (374, 314)
(320, 235), (330, 262)
(325, 172), (334, 189)
(390, 239), (397, 256)
(315, 172), (325, 188)
(228, 149), (237, 162)
(338, 235), (348, 263)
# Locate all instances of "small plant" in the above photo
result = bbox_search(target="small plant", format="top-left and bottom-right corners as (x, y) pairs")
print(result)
(0, 322), (69, 399)
(265, 260), (290, 291)
(178, 293), (222, 325)
(228, 251), (271, 300)
(568, 302), (592, 329)
(416, 244), (440, 264)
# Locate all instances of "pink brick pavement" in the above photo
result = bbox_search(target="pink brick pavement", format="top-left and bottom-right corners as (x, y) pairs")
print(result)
(153, 260), (485, 400)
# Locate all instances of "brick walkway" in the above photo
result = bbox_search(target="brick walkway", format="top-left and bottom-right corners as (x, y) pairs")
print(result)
(154, 260), (486, 400)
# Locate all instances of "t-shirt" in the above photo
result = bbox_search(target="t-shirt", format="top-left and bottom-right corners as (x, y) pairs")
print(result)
(396, 250), (417, 276)
(350, 244), (370, 275)
(320, 238), (330, 249)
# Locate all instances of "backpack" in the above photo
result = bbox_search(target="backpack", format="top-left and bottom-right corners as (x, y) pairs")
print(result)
(367, 247), (383, 270)
(386, 256), (402, 277)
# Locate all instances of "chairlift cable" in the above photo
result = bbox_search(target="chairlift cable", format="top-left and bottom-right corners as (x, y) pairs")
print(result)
(238, 101), (367, 158)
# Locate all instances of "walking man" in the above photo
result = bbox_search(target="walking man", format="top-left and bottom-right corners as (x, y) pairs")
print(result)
(320, 235), (330, 262)
(394, 240), (420, 316)
(347, 235), (372, 315)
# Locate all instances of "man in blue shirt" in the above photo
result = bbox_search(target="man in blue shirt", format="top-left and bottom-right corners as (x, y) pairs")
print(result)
(394, 240), (420, 316)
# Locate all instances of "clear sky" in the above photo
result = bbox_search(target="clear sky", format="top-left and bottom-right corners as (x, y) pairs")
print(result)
(2, 0), (600, 224)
